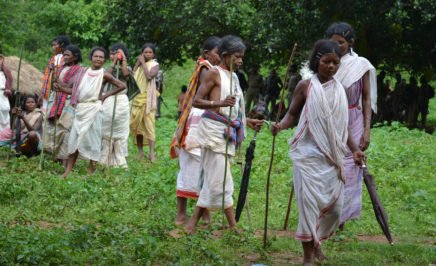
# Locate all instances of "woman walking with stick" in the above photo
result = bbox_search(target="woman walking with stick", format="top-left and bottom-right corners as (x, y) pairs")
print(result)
(271, 40), (365, 265)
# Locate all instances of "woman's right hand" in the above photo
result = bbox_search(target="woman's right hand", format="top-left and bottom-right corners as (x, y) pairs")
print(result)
(138, 54), (145, 64)
(11, 107), (23, 118)
(53, 82), (60, 92)
(271, 122), (281, 136)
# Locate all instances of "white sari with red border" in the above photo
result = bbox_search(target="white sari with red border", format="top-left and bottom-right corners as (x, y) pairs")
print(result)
(289, 75), (348, 247)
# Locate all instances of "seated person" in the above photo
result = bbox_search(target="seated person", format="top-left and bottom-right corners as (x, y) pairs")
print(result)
(0, 95), (43, 157)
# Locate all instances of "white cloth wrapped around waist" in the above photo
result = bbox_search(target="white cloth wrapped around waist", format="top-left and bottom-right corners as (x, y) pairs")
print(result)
(101, 94), (130, 140)
(74, 100), (102, 135)
(197, 117), (236, 156)
(183, 107), (204, 157)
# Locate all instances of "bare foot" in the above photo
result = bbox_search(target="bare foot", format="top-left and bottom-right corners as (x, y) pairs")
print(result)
(175, 215), (188, 226)
(201, 211), (211, 225)
(185, 223), (196, 235)
(136, 152), (145, 160)
(149, 152), (155, 163)
(88, 166), (96, 176)
(315, 246), (327, 261)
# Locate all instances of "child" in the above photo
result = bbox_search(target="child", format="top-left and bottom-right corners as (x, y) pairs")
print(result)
(177, 85), (187, 119)
(271, 40), (365, 265)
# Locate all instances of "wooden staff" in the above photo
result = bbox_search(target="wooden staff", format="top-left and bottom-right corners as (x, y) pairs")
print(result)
(264, 43), (298, 248)
(283, 183), (295, 230)
(52, 56), (61, 160)
(6, 47), (23, 160)
(39, 55), (61, 170)
(222, 58), (234, 227)
(106, 60), (121, 171)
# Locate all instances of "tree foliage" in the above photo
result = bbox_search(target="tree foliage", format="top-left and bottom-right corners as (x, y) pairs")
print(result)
(106, 0), (435, 76)
(0, 0), (107, 69)
(0, 0), (434, 76)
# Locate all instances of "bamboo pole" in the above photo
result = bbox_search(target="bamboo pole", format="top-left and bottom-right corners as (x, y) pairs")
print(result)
(39, 55), (61, 170)
(222, 58), (234, 227)
(264, 43), (298, 248)
(106, 60), (120, 172)
(6, 47), (24, 160)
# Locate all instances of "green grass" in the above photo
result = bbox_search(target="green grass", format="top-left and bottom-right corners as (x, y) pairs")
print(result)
(0, 61), (435, 265)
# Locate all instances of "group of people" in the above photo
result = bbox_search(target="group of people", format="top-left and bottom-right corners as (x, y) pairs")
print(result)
(170, 22), (376, 265)
(0, 20), (418, 265)
(0, 36), (163, 177)
(376, 71), (434, 129)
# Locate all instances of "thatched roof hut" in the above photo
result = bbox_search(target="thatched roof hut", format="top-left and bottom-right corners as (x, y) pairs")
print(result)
(4, 56), (43, 96)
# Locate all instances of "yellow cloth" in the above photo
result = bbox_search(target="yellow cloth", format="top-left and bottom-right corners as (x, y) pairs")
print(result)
(130, 92), (155, 144)
(130, 60), (158, 144)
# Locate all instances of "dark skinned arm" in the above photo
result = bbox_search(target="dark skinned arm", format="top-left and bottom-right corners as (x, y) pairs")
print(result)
(271, 80), (308, 135)
(192, 69), (235, 110)
(13, 108), (42, 132)
(2, 65), (13, 96)
(360, 71), (372, 151)
(100, 72), (127, 102)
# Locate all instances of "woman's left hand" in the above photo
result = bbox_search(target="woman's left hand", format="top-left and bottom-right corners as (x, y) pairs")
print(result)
(359, 129), (370, 151)
(99, 94), (107, 102)
(247, 118), (264, 132)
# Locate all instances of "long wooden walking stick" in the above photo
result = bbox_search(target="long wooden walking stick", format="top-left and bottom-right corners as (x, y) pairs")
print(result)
(39, 55), (61, 170)
(106, 60), (120, 171)
(283, 184), (295, 230)
(263, 43), (298, 248)
(6, 47), (24, 160)
(52, 57), (62, 160)
(222, 58), (234, 227)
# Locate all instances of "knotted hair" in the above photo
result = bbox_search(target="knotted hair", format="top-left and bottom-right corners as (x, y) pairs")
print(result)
(110, 42), (129, 60)
(65, 45), (82, 63)
(218, 35), (246, 56)
(308, 40), (342, 73)
(203, 36), (222, 52)
(325, 22), (356, 44)
(52, 35), (70, 48)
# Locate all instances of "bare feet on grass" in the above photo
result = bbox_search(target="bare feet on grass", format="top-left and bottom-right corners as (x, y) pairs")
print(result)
(88, 161), (96, 176)
(136, 152), (145, 160)
(184, 222), (196, 235)
(149, 151), (155, 163)
(175, 215), (188, 226)
(315, 246), (327, 261)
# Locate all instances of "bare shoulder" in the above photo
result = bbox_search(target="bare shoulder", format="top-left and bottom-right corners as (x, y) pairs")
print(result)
(207, 67), (219, 76)
(198, 66), (209, 80)
(103, 71), (114, 80)
(295, 79), (310, 95)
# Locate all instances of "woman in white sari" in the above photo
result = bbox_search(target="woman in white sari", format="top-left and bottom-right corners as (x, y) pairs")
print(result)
(60, 47), (126, 179)
(272, 40), (365, 265)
